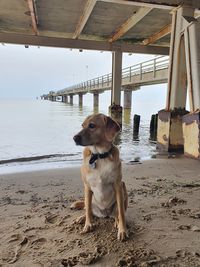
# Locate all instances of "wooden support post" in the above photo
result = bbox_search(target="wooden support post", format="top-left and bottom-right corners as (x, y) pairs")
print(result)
(133, 114), (140, 140)
(149, 114), (158, 141)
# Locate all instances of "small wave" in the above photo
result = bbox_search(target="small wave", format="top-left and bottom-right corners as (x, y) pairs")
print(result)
(0, 153), (80, 165)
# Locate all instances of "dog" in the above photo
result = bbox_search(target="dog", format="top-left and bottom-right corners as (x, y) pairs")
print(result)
(72, 113), (128, 241)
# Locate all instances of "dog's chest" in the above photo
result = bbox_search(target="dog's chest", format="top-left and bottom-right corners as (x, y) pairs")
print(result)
(86, 159), (116, 185)
(86, 160), (117, 207)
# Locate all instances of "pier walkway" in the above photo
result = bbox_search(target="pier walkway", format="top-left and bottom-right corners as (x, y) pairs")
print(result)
(47, 56), (168, 99)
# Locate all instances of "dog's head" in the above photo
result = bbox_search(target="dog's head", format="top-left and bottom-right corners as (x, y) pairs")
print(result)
(73, 113), (120, 146)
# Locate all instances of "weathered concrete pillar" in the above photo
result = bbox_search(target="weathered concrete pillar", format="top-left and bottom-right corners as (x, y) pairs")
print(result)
(157, 109), (188, 152)
(123, 90), (132, 109)
(79, 94), (83, 106)
(123, 108), (131, 125)
(65, 95), (68, 103)
(182, 112), (200, 159)
(69, 94), (73, 105)
(182, 18), (200, 159)
(110, 51), (123, 126)
(61, 95), (65, 103)
(157, 6), (199, 155)
(93, 93), (99, 108)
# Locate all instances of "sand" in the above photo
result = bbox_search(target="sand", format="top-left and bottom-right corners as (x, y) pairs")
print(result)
(0, 158), (200, 267)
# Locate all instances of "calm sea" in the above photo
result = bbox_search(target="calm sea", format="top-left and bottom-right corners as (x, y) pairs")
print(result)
(0, 97), (157, 173)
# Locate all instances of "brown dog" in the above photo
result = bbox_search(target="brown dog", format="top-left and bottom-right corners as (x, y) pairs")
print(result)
(72, 113), (128, 241)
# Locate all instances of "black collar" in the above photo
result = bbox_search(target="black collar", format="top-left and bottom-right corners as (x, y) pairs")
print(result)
(89, 147), (113, 165)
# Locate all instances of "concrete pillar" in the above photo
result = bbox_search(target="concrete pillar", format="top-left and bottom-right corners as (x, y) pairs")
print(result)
(79, 94), (83, 106)
(157, 6), (200, 156)
(61, 95), (65, 103)
(123, 108), (131, 125)
(110, 50), (123, 126)
(157, 109), (188, 153)
(166, 7), (190, 110)
(123, 90), (132, 109)
(65, 95), (68, 103)
(93, 93), (99, 108)
(182, 20), (200, 159)
(69, 94), (73, 105)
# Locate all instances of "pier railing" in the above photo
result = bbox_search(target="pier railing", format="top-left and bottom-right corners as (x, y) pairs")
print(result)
(57, 56), (169, 95)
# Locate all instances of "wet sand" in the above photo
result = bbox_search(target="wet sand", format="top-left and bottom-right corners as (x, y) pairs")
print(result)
(0, 158), (200, 267)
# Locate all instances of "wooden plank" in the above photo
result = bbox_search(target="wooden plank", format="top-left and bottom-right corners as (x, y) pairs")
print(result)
(109, 7), (152, 42)
(98, 0), (176, 10)
(143, 23), (171, 45)
(0, 32), (169, 55)
(27, 0), (38, 35)
(73, 0), (97, 39)
(99, 0), (200, 9)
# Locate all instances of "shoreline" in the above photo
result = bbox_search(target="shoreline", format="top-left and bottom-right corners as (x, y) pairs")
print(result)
(1, 158), (200, 266)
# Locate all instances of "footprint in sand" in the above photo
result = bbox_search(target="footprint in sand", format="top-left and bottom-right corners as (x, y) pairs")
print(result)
(31, 237), (47, 245)
(7, 234), (22, 243)
(45, 213), (58, 224)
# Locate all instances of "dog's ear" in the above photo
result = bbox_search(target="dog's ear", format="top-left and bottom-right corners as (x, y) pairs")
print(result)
(105, 116), (121, 142)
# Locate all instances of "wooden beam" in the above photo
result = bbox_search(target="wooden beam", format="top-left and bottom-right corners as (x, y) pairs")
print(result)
(98, 0), (176, 10)
(27, 0), (38, 35)
(143, 23), (171, 45)
(73, 0), (97, 39)
(109, 7), (152, 42)
(0, 32), (169, 55)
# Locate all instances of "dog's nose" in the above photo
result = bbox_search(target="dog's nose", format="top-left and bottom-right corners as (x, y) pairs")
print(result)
(73, 134), (82, 145)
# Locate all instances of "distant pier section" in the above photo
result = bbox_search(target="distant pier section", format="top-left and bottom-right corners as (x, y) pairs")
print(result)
(42, 56), (169, 109)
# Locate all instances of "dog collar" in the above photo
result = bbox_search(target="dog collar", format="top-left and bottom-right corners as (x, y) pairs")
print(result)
(89, 147), (112, 169)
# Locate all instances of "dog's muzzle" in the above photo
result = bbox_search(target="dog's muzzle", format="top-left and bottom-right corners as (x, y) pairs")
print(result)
(73, 134), (82, 145)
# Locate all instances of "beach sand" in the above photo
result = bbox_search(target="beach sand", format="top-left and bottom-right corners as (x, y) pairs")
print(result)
(0, 158), (200, 267)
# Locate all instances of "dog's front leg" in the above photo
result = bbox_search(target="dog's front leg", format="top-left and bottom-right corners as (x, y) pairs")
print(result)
(82, 183), (93, 233)
(114, 182), (128, 241)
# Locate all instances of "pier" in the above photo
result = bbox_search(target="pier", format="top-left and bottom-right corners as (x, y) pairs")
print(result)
(43, 56), (169, 113)
(1, 0), (200, 159)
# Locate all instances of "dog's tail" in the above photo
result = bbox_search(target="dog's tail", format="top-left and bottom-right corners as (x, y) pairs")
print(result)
(70, 200), (85, 210)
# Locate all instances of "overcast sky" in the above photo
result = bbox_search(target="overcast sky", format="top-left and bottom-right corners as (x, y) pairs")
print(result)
(0, 44), (170, 118)
(0, 44), (159, 98)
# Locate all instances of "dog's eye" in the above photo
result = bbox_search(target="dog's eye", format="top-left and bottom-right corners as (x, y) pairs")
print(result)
(88, 123), (95, 129)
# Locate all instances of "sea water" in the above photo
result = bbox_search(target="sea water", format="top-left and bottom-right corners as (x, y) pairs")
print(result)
(0, 92), (162, 173)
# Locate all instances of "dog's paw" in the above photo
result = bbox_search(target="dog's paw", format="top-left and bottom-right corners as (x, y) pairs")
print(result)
(117, 229), (129, 241)
(81, 223), (94, 234)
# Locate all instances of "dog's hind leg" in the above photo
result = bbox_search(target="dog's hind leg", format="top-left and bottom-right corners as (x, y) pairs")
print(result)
(70, 200), (85, 210)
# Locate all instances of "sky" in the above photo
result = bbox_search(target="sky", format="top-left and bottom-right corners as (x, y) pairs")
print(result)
(0, 44), (169, 117)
